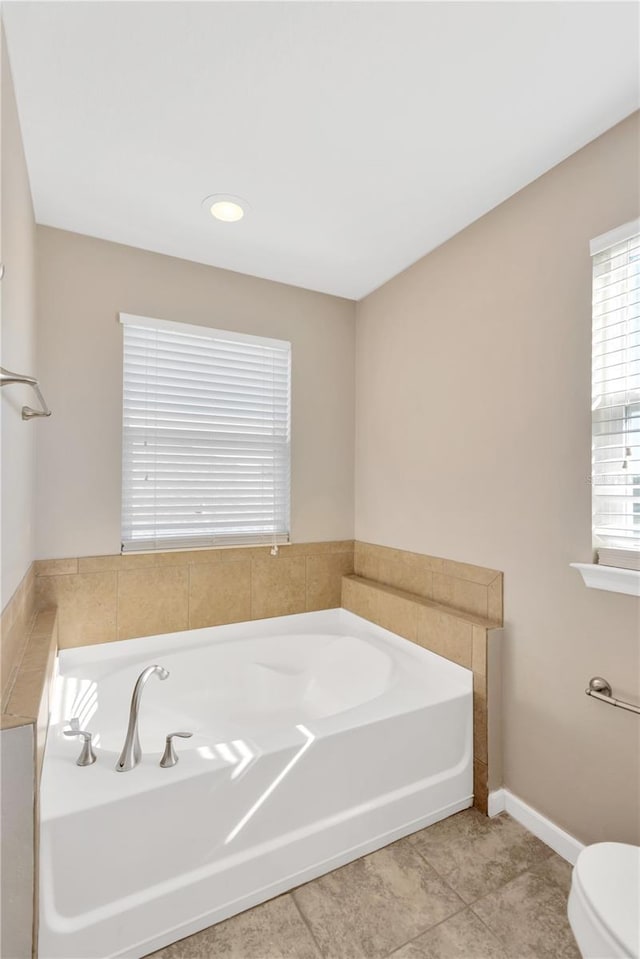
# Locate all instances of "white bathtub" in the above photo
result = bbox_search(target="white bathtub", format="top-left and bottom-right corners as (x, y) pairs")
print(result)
(39, 608), (473, 959)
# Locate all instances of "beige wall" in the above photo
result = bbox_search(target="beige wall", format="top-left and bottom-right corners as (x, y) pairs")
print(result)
(1, 24), (37, 609)
(355, 113), (640, 846)
(35, 227), (355, 559)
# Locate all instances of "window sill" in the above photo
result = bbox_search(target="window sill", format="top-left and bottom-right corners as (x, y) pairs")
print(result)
(570, 563), (640, 597)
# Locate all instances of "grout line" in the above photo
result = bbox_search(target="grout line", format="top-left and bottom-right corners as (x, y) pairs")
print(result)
(407, 832), (461, 885)
(466, 853), (567, 957)
(383, 902), (470, 958)
(1, 665), (20, 710)
(286, 832), (474, 959)
(115, 569), (120, 642)
(187, 564), (191, 629)
(249, 557), (254, 620)
(465, 849), (558, 912)
(290, 892), (328, 958)
(33, 571), (79, 579)
(467, 905), (515, 957)
(406, 824), (565, 954)
(407, 814), (520, 906)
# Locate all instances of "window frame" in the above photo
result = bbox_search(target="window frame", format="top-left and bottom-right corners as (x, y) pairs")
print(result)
(590, 218), (640, 561)
(573, 218), (640, 597)
(119, 313), (292, 553)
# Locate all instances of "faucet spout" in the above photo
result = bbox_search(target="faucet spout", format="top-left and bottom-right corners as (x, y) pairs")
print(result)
(116, 665), (169, 772)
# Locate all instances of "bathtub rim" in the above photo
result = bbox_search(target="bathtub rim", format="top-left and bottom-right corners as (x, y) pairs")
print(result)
(55, 607), (472, 685)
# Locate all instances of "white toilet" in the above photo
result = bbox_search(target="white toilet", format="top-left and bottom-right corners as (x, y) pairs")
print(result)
(568, 842), (640, 959)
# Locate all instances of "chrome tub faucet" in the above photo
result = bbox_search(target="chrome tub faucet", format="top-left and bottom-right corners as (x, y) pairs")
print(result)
(116, 665), (169, 772)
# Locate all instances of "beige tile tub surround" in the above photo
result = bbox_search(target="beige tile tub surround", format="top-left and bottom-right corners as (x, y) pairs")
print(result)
(251, 555), (307, 620)
(35, 541), (355, 648)
(1, 562), (37, 709)
(2, 608), (58, 781)
(118, 566), (189, 641)
(36, 569), (118, 649)
(189, 561), (251, 629)
(354, 542), (503, 624)
(34, 538), (500, 810)
(342, 556), (503, 815)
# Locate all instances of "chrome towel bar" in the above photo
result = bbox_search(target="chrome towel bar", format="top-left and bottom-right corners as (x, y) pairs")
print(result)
(586, 677), (640, 715)
(0, 366), (51, 420)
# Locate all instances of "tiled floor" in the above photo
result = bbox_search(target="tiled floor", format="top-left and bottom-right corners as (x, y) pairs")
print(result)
(147, 808), (581, 959)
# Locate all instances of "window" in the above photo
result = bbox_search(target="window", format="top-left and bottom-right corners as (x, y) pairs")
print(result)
(120, 314), (291, 552)
(591, 219), (640, 559)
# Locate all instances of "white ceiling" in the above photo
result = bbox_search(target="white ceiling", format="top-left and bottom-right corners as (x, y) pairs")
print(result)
(3, 2), (639, 300)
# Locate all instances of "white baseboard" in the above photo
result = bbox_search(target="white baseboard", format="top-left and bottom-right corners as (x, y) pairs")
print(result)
(488, 789), (584, 865)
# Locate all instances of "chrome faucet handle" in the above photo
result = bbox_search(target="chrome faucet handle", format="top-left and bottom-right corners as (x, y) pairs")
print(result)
(64, 723), (97, 766)
(160, 731), (192, 768)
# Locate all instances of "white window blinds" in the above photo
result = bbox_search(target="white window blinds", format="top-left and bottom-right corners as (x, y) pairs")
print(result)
(591, 219), (640, 551)
(120, 314), (291, 552)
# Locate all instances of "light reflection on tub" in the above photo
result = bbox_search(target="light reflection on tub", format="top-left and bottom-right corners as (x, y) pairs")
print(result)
(225, 724), (315, 844)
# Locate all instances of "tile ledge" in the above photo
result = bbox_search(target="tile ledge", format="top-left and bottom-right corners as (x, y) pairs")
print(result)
(0, 607), (40, 709)
(3, 609), (58, 723)
(344, 575), (500, 629)
(1, 713), (35, 730)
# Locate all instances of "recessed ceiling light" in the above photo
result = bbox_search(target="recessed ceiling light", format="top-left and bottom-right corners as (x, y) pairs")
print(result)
(202, 194), (247, 223)
(210, 200), (244, 222)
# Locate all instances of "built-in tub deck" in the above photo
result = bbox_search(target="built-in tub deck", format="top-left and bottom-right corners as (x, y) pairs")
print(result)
(39, 608), (473, 959)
